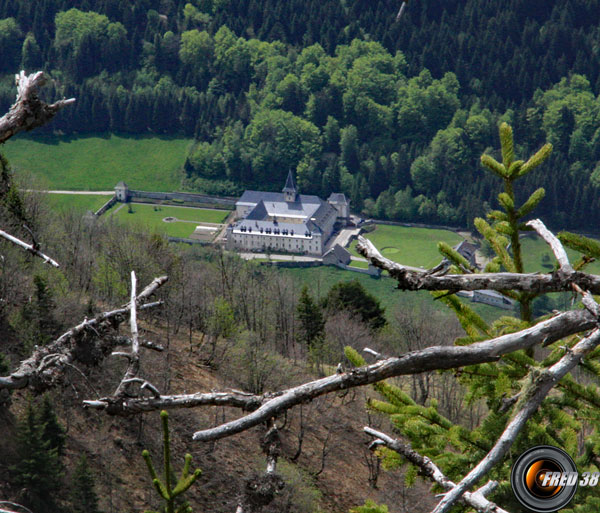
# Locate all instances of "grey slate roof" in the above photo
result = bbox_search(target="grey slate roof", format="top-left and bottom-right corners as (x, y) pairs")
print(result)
(238, 191), (325, 219)
(327, 192), (348, 204)
(245, 200), (268, 220)
(235, 174), (338, 240)
(323, 244), (351, 265)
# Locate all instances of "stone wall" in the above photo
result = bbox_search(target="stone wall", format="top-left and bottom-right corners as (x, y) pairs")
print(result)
(94, 195), (117, 216)
(129, 189), (236, 207)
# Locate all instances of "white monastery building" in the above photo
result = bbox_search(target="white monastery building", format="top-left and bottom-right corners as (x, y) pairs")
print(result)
(227, 171), (349, 256)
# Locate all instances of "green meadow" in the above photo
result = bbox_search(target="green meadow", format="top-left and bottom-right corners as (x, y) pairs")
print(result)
(281, 266), (501, 323)
(2, 134), (192, 191)
(349, 224), (463, 269)
(111, 203), (228, 239)
(44, 193), (111, 213)
(520, 234), (600, 274)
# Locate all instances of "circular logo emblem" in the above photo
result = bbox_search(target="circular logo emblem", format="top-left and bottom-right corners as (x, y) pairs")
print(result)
(511, 446), (578, 512)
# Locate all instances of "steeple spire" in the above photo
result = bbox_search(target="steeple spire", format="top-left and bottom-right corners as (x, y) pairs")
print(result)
(282, 169), (298, 202)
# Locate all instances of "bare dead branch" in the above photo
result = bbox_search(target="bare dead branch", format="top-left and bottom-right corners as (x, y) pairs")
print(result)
(83, 389), (263, 414)
(431, 327), (600, 513)
(0, 228), (59, 267)
(111, 335), (164, 352)
(0, 71), (75, 144)
(356, 235), (600, 294)
(113, 272), (141, 397)
(0, 501), (35, 513)
(183, 309), (594, 442)
(396, 1), (407, 20)
(363, 347), (386, 360)
(364, 427), (510, 513)
(0, 276), (167, 392)
(235, 423), (284, 513)
(527, 219), (573, 275)
(572, 283), (600, 318)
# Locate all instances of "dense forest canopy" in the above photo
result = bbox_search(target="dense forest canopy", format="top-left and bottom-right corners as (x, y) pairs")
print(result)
(1, 0), (600, 229)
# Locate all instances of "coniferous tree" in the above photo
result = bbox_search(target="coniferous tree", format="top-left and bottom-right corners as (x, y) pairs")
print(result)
(38, 393), (66, 457)
(11, 399), (63, 513)
(349, 500), (388, 513)
(345, 123), (600, 512)
(323, 280), (386, 330)
(296, 285), (324, 349)
(69, 455), (101, 513)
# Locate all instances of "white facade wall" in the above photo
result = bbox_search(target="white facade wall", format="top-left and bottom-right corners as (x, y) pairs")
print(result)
(229, 232), (323, 255)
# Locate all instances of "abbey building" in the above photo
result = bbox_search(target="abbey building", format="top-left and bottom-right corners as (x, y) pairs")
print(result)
(226, 171), (349, 256)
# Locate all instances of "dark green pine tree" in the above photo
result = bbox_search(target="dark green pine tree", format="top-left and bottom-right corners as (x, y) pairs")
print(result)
(33, 275), (58, 344)
(38, 394), (66, 457)
(11, 400), (63, 513)
(346, 123), (600, 512)
(69, 455), (101, 513)
(296, 285), (324, 349)
(323, 280), (386, 330)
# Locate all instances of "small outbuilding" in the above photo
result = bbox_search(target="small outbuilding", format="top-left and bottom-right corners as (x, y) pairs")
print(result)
(323, 244), (352, 267)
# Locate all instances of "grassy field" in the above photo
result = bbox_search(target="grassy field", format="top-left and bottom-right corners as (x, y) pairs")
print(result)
(349, 224), (463, 268)
(2, 134), (192, 191)
(520, 234), (600, 274)
(111, 203), (228, 238)
(44, 193), (111, 213)
(281, 266), (501, 324)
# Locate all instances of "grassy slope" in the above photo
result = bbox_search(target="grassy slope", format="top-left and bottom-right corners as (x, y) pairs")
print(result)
(520, 235), (600, 274)
(112, 203), (228, 238)
(2, 134), (192, 191)
(45, 193), (111, 212)
(349, 224), (463, 269)
(282, 266), (501, 323)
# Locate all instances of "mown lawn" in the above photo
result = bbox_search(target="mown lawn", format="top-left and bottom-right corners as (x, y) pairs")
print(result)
(45, 193), (111, 213)
(111, 203), (228, 238)
(349, 224), (463, 269)
(2, 134), (192, 191)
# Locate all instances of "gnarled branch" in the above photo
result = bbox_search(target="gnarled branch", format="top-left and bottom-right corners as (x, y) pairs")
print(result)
(0, 276), (167, 392)
(356, 232), (600, 294)
(0, 71), (75, 144)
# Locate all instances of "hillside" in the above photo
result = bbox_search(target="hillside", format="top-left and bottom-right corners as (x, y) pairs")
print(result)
(2, 322), (437, 513)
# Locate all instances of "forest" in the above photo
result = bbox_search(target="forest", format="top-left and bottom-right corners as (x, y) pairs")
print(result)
(1, 0), (600, 229)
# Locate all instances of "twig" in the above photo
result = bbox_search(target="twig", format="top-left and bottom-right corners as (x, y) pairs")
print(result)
(113, 272), (141, 398)
(83, 389), (263, 414)
(363, 347), (386, 360)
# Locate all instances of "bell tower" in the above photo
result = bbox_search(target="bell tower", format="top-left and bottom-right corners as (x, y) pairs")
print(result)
(282, 170), (298, 202)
